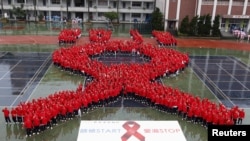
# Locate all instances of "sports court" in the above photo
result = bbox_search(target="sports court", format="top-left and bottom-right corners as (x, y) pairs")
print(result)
(0, 52), (51, 107)
(190, 55), (250, 108)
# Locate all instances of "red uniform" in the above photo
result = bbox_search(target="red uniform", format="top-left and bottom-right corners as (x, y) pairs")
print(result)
(2, 107), (11, 124)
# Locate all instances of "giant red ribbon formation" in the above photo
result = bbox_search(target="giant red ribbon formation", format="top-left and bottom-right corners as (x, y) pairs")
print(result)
(7, 29), (245, 137)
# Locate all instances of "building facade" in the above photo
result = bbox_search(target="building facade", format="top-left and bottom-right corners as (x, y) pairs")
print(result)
(1, 0), (250, 33)
(0, 0), (154, 23)
(157, 0), (250, 33)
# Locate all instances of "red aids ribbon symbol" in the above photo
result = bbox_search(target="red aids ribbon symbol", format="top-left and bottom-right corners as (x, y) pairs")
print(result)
(121, 121), (145, 141)
(12, 29), (243, 138)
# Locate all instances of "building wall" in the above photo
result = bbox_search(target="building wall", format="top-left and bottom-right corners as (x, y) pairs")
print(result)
(231, 6), (244, 15)
(160, 0), (250, 32)
(246, 5), (250, 15)
(168, 0), (178, 20)
(179, 0), (197, 26)
(200, 5), (213, 16)
(216, 5), (229, 16)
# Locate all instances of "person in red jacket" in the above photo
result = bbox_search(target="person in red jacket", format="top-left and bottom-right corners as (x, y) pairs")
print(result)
(32, 113), (41, 135)
(16, 107), (23, 124)
(238, 109), (245, 124)
(2, 107), (11, 124)
(11, 108), (17, 124)
(23, 116), (33, 137)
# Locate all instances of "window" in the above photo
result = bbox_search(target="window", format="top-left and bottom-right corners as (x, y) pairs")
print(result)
(233, 0), (244, 5)
(132, 2), (141, 7)
(98, 0), (108, 6)
(217, 0), (229, 5)
(43, 0), (46, 6)
(202, 0), (213, 5)
(132, 13), (141, 18)
(113, 1), (117, 8)
(146, 2), (150, 9)
(17, 0), (24, 3)
(98, 12), (104, 17)
(51, 0), (60, 4)
(123, 2), (126, 8)
(75, 0), (85, 7)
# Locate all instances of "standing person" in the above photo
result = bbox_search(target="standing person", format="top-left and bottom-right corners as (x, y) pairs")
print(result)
(32, 113), (41, 135)
(238, 109), (245, 124)
(16, 107), (23, 124)
(2, 107), (11, 124)
(23, 116), (33, 137)
(11, 108), (17, 124)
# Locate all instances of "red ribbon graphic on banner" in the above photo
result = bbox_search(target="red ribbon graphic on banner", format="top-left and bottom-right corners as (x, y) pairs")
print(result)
(121, 121), (145, 141)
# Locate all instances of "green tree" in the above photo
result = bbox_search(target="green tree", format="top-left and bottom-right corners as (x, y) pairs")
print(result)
(188, 16), (198, 36)
(11, 4), (26, 20)
(197, 14), (212, 36)
(197, 15), (205, 35)
(104, 11), (118, 23)
(212, 15), (221, 37)
(151, 7), (164, 31)
(116, 0), (120, 24)
(204, 14), (212, 35)
(33, 0), (37, 22)
(179, 15), (189, 34)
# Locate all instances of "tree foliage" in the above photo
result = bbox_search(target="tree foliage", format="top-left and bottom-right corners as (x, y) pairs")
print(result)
(197, 14), (212, 36)
(179, 15), (189, 34)
(104, 11), (118, 22)
(212, 15), (221, 36)
(188, 16), (198, 36)
(179, 14), (220, 37)
(11, 4), (26, 20)
(151, 7), (164, 31)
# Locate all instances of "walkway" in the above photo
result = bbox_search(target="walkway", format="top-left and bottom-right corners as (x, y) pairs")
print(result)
(1, 35), (250, 51)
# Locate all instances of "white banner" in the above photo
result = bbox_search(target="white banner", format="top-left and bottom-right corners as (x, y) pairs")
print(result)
(77, 120), (186, 141)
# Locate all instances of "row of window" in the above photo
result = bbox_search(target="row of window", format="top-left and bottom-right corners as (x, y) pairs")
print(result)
(203, 0), (247, 5)
(204, 0), (246, 1)
(11, 0), (60, 4)
(15, 0), (147, 6)
(97, 12), (141, 18)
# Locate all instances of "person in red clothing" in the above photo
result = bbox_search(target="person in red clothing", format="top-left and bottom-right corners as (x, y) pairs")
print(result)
(40, 113), (49, 132)
(32, 113), (41, 135)
(66, 102), (74, 120)
(2, 107), (11, 124)
(231, 106), (240, 125)
(238, 109), (245, 124)
(16, 107), (23, 124)
(23, 115), (33, 137)
(11, 108), (17, 124)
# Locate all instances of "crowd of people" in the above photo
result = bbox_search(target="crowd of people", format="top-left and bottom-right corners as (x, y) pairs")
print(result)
(2, 29), (246, 138)
(58, 28), (82, 45)
(152, 30), (177, 47)
(130, 29), (143, 44)
(89, 28), (112, 43)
